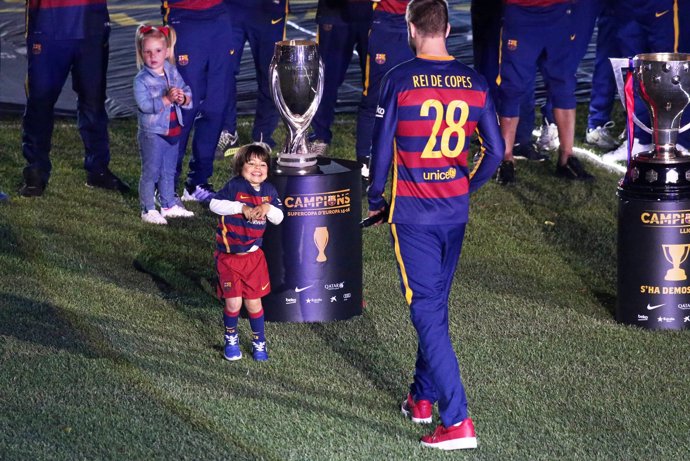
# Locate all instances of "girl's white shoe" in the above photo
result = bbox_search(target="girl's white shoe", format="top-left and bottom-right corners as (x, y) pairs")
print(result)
(141, 209), (168, 225)
(161, 204), (194, 218)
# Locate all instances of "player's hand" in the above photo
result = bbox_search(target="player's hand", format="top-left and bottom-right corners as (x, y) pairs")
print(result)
(367, 208), (385, 227)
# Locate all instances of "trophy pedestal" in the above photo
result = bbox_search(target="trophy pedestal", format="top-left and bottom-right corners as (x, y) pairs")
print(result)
(262, 158), (363, 322)
(617, 184), (690, 330)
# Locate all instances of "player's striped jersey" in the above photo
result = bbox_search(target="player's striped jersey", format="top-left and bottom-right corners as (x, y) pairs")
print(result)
(368, 55), (504, 225)
(26, 0), (109, 39)
(163, 0), (225, 21)
(374, 0), (409, 15)
(372, 0), (409, 30)
(214, 176), (283, 254)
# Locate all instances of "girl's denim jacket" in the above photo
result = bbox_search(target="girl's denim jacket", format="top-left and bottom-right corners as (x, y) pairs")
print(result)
(133, 60), (192, 135)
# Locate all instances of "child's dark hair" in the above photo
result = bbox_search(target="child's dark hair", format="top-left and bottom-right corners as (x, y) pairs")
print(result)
(233, 142), (272, 176)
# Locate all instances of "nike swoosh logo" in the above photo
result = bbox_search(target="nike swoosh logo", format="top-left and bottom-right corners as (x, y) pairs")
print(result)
(295, 285), (312, 293)
(239, 195), (250, 199)
(647, 303), (665, 310)
(656, 10), (669, 17)
(271, 17), (283, 25)
(570, 34), (576, 41)
(261, 282), (270, 291)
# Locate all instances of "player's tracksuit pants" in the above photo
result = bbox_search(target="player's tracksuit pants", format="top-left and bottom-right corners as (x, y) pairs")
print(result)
(391, 223), (469, 428)
(222, 9), (284, 148)
(22, 34), (111, 182)
(169, 13), (234, 188)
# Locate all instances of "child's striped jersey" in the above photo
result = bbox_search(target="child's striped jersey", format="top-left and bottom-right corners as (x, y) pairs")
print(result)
(214, 176), (282, 254)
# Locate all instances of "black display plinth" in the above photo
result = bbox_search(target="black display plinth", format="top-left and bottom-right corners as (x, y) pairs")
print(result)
(262, 158), (363, 322)
(617, 166), (690, 330)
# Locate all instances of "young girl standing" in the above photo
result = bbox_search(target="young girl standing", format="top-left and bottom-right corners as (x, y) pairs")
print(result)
(134, 24), (194, 224)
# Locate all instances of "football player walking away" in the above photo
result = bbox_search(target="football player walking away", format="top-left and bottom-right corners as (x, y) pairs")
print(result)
(367, 0), (503, 450)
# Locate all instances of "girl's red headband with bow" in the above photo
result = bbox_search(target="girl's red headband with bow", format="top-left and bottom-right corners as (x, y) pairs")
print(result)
(140, 25), (169, 37)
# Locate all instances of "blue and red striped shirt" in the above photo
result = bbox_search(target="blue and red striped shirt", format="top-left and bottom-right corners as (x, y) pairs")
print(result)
(26, 0), (109, 39)
(163, 0), (226, 21)
(368, 55), (504, 225)
(375, 0), (408, 15)
(214, 176), (283, 254)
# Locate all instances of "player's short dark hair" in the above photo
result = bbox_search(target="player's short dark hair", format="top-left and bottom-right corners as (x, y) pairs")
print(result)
(406, 0), (449, 37)
(233, 142), (272, 176)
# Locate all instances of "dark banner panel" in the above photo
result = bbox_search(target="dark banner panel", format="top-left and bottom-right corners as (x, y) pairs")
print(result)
(262, 158), (362, 322)
(617, 192), (690, 329)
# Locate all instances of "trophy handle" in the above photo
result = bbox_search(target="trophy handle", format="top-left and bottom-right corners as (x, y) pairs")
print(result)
(609, 57), (653, 135)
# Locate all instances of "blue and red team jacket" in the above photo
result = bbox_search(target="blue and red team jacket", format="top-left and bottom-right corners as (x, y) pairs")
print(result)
(162, 0), (226, 21)
(214, 176), (283, 254)
(374, 0), (408, 15)
(26, 0), (109, 39)
(368, 55), (504, 225)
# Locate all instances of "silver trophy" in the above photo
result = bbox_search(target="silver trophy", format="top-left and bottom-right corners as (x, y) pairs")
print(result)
(611, 53), (690, 161)
(269, 40), (324, 171)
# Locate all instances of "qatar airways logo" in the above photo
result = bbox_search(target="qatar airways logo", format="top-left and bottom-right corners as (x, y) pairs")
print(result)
(423, 167), (457, 181)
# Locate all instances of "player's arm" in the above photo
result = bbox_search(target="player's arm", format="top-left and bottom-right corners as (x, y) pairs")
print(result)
(367, 74), (398, 219)
(468, 89), (504, 193)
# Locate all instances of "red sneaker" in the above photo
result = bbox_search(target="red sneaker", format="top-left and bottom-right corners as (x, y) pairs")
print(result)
(400, 393), (432, 424)
(420, 418), (477, 450)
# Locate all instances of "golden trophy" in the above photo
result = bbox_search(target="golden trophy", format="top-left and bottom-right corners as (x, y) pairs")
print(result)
(313, 227), (329, 262)
(662, 244), (690, 281)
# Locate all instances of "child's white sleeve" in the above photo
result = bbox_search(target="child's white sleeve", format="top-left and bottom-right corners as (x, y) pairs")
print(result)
(266, 204), (284, 225)
(209, 198), (244, 216)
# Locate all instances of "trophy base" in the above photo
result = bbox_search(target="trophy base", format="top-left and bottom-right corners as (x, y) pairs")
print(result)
(617, 189), (690, 330)
(262, 158), (363, 322)
(623, 155), (690, 199)
(664, 269), (687, 281)
(276, 154), (319, 173)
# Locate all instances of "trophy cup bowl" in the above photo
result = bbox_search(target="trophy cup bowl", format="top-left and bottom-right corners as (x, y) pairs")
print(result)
(269, 40), (324, 172)
(610, 54), (690, 192)
(634, 53), (690, 160)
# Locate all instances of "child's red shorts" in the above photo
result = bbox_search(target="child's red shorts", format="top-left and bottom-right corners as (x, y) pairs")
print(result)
(215, 249), (270, 300)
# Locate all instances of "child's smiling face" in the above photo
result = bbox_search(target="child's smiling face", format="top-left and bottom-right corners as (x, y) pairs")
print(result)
(241, 155), (268, 187)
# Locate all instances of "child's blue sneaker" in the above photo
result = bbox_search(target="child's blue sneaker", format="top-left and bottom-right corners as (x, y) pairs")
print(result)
(251, 340), (269, 361)
(223, 334), (242, 361)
